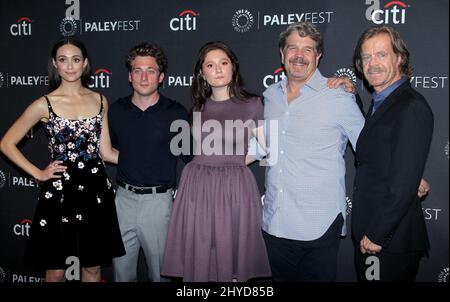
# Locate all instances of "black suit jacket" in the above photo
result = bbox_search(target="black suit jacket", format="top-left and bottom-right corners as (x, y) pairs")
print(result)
(351, 80), (433, 253)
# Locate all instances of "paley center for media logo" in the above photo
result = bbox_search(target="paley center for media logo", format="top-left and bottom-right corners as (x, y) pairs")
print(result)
(0, 170), (6, 189)
(445, 141), (449, 160)
(170, 9), (199, 31)
(10, 17), (33, 36)
(0, 72), (4, 88)
(346, 196), (353, 215)
(438, 267), (449, 282)
(0, 266), (6, 282)
(232, 9), (254, 33)
(59, 0), (141, 35)
(0, 71), (48, 88)
(366, 0), (410, 24)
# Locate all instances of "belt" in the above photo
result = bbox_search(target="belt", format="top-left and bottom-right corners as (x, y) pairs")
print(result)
(117, 180), (172, 195)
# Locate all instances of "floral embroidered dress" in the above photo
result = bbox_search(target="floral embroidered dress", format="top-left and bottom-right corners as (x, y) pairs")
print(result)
(25, 95), (125, 271)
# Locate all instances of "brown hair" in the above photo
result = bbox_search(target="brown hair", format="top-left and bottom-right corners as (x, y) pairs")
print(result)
(353, 25), (412, 77)
(191, 41), (256, 111)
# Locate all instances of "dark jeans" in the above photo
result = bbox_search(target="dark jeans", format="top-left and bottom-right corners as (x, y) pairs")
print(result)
(263, 213), (343, 282)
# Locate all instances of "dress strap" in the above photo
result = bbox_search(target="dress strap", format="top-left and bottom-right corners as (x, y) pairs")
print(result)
(43, 95), (55, 119)
(99, 94), (104, 115)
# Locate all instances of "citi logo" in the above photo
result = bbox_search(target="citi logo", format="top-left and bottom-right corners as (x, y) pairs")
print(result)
(263, 68), (286, 88)
(89, 68), (111, 89)
(170, 10), (198, 31)
(366, 0), (409, 24)
(13, 219), (32, 237)
(10, 17), (32, 36)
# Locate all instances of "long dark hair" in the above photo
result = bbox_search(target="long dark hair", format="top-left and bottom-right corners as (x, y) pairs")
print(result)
(48, 36), (92, 92)
(191, 41), (256, 111)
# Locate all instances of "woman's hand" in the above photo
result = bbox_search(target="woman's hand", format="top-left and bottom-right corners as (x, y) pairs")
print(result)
(37, 160), (67, 181)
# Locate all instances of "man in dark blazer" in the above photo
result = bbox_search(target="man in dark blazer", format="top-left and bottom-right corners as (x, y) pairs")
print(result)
(351, 25), (434, 282)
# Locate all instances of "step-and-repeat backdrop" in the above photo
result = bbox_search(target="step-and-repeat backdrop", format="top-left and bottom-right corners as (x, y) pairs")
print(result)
(0, 0), (448, 282)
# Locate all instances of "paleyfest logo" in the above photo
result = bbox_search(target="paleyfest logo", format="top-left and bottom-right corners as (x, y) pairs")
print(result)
(59, 1), (140, 35)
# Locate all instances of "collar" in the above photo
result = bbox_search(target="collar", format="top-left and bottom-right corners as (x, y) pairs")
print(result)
(125, 93), (167, 110)
(372, 77), (408, 104)
(278, 69), (323, 94)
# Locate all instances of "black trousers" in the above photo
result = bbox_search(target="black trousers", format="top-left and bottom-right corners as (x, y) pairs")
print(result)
(354, 248), (424, 282)
(263, 214), (343, 282)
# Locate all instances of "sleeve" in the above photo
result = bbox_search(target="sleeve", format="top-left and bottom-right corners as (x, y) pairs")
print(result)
(247, 97), (267, 159)
(366, 101), (434, 248)
(335, 93), (365, 151)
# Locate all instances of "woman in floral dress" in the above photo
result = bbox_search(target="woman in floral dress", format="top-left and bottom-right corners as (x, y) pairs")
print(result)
(0, 36), (125, 282)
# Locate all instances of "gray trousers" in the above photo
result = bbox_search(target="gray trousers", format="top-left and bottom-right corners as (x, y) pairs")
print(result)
(113, 186), (173, 282)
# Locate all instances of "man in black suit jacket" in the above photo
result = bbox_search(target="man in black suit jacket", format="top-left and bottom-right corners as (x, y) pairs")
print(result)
(351, 26), (434, 282)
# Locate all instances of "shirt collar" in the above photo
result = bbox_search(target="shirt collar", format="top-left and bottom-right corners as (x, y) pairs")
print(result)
(278, 69), (323, 94)
(126, 93), (167, 110)
(372, 76), (408, 104)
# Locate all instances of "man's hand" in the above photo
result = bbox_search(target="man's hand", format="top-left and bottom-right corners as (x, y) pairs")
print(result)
(418, 178), (430, 198)
(360, 235), (382, 254)
(327, 77), (356, 94)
